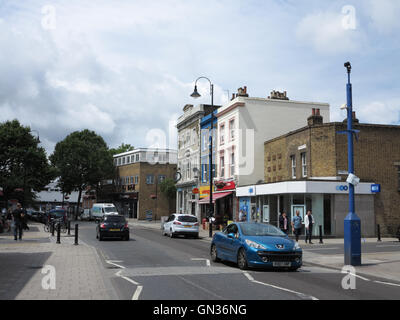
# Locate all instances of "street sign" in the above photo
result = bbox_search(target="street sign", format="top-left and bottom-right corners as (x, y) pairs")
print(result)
(371, 184), (381, 193)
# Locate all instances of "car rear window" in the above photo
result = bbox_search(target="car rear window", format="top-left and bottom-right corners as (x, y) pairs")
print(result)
(177, 216), (197, 223)
(104, 216), (125, 222)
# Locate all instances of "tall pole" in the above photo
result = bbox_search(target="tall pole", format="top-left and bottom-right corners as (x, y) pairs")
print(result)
(191, 77), (215, 238)
(343, 62), (361, 266)
(209, 84), (214, 238)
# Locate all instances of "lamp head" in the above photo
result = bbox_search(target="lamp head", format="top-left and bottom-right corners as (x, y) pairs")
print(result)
(344, 61), (352, 73)
(190, 85), (201, 98)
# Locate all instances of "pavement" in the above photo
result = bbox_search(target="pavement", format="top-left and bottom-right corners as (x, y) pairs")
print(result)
(127, 219), (400, 284)
(0, 222), (116, 300)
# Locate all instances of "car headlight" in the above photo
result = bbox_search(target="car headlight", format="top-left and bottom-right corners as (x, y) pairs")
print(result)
(294, 242), (301, 250)
(245, 239), (267, 249)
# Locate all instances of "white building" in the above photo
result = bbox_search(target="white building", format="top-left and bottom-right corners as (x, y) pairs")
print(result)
(217, 87), (330, 186)
(210, 87), (330, 222)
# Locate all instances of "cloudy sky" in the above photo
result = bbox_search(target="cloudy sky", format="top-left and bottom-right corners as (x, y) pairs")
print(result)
(1, 0), (399, 155)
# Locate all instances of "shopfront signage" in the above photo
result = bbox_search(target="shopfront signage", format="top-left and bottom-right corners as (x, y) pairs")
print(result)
(371, 184), (381, 193)
(336, 185), (349, 191)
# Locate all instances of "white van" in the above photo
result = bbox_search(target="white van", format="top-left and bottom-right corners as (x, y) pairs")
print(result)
(91, 203), (119, 220)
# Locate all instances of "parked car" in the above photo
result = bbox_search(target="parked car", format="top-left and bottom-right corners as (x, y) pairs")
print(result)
(80, 209), (91, 221)
(96, 215), (129, 241)
(210, 222), (302, 271)
(162, 214), (199, 239)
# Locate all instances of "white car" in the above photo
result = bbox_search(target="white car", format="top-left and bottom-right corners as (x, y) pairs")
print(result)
(162, 214), (199, 239)
(91, 203), (119, 221)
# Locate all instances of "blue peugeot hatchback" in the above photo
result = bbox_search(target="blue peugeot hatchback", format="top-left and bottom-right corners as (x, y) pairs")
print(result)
(210, 222), (302, 270)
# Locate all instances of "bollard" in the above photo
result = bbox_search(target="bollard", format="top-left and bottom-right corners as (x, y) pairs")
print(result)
(319, 225), (323, 244)
(51, 221), (55, 236)
(56, 223), (61, 244)
(67, 220), (71, 236)
(74, 224), (78, 245)
(377, 224), (382, 242)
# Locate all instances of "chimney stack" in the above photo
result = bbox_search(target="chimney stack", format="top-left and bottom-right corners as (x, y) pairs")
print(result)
(268, 90), (289, 100)
(308, 108), (323, 126)
(237, 86), (249, 97)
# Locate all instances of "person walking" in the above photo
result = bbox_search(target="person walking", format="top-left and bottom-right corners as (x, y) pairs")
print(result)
(12, 203), (25, 241)
(305, 210), (315, 244)
(291, 210), (303, 242)
(279, 212), (290, 234)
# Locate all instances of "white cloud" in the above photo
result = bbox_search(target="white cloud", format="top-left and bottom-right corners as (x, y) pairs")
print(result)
(296, 9), (364, 54)
(363, 0), (400, 34)
(356, 100), (400, 125)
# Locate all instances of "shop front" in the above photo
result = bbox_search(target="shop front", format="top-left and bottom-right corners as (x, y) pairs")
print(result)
(236, 181), (378, 237)
(198, 180), (236, 229)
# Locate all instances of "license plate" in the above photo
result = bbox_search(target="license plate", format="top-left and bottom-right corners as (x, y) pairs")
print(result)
(110, 229), (120, 232)
(273, 262), (291, 267)
(184, 225), (192, 228)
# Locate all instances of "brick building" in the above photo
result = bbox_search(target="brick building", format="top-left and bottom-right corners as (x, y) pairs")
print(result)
(107, 149), (177, 220)
(236, 109), (400, 237)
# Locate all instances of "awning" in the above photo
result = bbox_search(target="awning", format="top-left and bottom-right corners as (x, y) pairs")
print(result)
(198, 191), (232, 204)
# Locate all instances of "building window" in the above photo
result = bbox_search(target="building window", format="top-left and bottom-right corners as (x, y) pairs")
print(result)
(291, 155), (296, 179)
(118, 158), (121, 166)
(146, 175), (154, 184)
(130, 176), (134, 184)
(220, 124), (225, 145)
(135, 176), (139, 184)
(301, 152), (307, 177)
(229, 119), (235, 141)
(230, 150), (235, 176)
(114, 159), (118, 166)
(158, 175), (166, 183)
(220, 153), (225, 178)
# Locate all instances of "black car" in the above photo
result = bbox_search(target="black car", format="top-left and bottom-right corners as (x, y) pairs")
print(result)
(96, 215), (130, 241)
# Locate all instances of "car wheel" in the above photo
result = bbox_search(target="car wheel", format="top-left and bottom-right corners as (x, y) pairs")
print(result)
(169, 229), (175, 238)
(210, 244), (220, 262)
(289, 267), (300, 272)
(124, 234), (130, 241)
(237, 248), (248, 270)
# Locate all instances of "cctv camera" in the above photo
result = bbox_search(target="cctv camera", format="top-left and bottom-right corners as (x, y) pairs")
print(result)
(340, 103), (348, 110)
(344, 62), (351, 68)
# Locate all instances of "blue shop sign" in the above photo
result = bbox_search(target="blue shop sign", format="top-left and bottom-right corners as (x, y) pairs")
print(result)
(336, 185), (349, 191)
(371, 184), (381, 193)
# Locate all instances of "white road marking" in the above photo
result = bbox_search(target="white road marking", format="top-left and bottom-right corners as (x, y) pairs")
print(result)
(115, 270), (143, 300)
(376, 245), (400, 248)
(373, 280), (400, 287)
(191, 258), (210, 267)
(349, 273), (370, 282)
(242, 272), (318, 300)
(106, 260), (126, 269)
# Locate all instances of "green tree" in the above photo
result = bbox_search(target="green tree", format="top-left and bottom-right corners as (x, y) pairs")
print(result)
(0, 120), (55, 207)
(50, 129), (114, 218)
(109, 143), (134, 156)
(159, 178), (177, 213)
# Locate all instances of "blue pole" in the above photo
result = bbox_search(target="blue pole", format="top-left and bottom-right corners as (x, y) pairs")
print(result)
(343, 62), (361, 266)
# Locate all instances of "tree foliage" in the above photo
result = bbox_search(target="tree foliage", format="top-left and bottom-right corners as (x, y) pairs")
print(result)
(0, 120), (55, 206)
(50, 129), (114, 213)
(159, 178), (177, 200)
(109, 143), (134, 156)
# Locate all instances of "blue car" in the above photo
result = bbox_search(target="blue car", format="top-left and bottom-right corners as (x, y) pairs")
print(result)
(210, 222), (302, 270)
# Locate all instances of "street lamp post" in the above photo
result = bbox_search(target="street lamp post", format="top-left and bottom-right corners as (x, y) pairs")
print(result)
(191, 77), (215, 238)
(343, 62), (362, 266)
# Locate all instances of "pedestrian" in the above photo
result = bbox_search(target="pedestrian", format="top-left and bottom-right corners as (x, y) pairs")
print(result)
(291, 210), (303, 242)
(305, 210), (315, 244)
(12, 203), (24, 241)
(279, 212), (290, 234)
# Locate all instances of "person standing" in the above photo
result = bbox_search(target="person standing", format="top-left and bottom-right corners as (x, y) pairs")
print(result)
(305, 210), (315, 244)
(291, 210), (303, 242)
(12, 203), (25, 241)
(279, 212), (290, 234)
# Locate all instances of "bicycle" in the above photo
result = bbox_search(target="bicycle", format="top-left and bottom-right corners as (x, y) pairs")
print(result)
(54, 219), (68, 234)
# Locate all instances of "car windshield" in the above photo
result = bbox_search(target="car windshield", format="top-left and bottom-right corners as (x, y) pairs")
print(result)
(240, 223), (286, 237)
(104, 207), (117, 213)
(50, 210), (65, 217)
(177, 216), (197, 223)
(104, 216), (125, 223)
